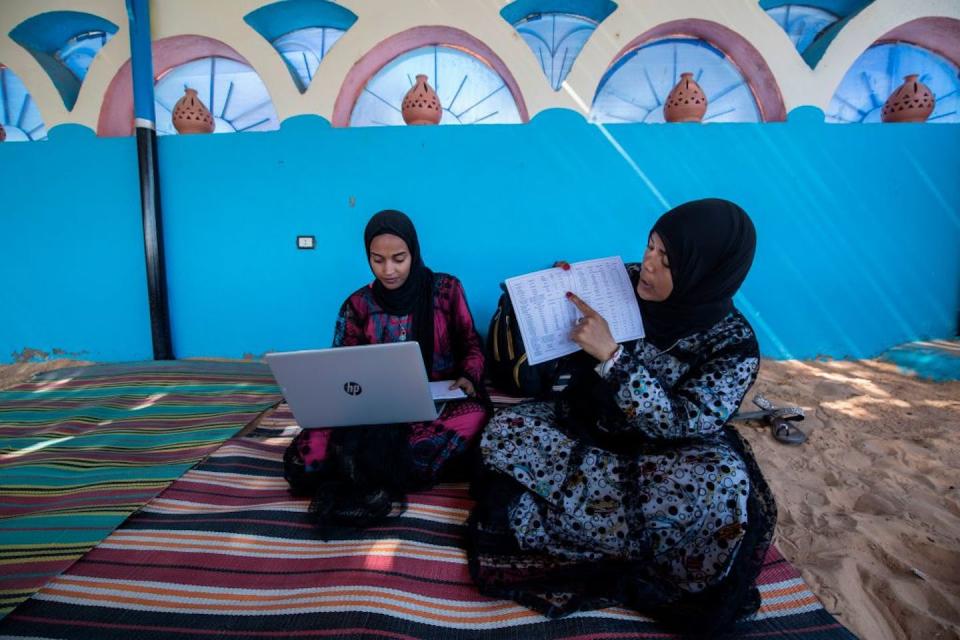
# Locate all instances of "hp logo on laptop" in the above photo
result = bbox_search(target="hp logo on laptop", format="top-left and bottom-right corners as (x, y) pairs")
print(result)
(343, 381), (362, 396)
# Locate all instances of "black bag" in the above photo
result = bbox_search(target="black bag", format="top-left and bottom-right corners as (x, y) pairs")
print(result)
(486, 286), (560, 397)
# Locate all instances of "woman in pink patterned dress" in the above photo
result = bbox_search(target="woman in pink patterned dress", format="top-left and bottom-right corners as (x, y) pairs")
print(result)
(283, 209), (489, 527)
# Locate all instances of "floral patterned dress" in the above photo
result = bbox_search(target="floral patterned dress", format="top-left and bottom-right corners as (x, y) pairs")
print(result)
(469, 298), (776, 627)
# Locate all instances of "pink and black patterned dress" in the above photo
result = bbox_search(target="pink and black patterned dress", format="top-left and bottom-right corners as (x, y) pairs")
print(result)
(285, 273), (489, 487)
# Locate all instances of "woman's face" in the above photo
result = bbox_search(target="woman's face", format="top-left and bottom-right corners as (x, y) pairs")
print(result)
(636, 231), (674, 302)
(369, 233), (412, 290)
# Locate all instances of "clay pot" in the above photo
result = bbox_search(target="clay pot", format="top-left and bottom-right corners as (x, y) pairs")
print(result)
(664, 72), (708, 123)
(172, 88), (215, 134)
(882, 74), (935, 123)
(401, 74), (442, 125)
(0, 122), (6, 143)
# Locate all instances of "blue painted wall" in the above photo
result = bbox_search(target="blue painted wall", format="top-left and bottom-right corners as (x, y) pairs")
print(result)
(2, 110), (958, 363)
(1, 125), (151, 362)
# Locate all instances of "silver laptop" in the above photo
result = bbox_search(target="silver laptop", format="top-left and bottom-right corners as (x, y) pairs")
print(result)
(265, 342), (460, 428)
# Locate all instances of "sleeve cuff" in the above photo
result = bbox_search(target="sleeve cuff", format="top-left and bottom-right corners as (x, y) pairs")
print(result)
(593, 344), (624, 378)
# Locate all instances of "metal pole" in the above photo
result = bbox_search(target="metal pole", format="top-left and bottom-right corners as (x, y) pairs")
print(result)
(127, 0), (173, 359)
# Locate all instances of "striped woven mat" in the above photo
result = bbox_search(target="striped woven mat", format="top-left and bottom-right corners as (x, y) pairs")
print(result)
(0, 361), (281, 619)
(0, 404), (857, 639)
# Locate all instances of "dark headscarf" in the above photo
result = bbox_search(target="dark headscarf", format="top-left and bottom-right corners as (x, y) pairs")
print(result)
(639, 198), (756, 349)
(364, 210), (435, 371)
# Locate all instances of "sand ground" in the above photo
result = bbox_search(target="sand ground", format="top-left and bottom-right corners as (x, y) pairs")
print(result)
(740, 358), (960, 640)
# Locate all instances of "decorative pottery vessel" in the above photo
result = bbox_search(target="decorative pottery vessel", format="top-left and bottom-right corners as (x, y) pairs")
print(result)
(882, 74), (935, 123)
(402, 74), (442, 125)
(664, 72), (708, 123)
(172, 88), (215, 134)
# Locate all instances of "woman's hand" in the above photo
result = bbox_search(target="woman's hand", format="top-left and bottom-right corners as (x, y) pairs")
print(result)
(449, 377), (475, 397)
(567, 292), (619, 362)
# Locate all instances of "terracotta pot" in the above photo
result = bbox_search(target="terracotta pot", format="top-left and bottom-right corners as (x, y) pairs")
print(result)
(172, 88), (215, 134)
(664, 72), (708, 123)
(0, 122), (6, 143)
(401, 74), (442, 125)
(882, 74), (935, 123)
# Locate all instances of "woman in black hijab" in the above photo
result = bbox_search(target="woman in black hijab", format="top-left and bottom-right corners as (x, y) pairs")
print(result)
(284, 210), (489, 528)
(468, 199), (776, 636)
(362, 209), (437, 370)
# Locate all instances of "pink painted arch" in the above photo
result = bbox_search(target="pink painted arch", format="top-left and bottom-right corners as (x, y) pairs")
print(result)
(604, 19), (788, 122)
(876, 17), (960, 67)
(97, 35), (254, 137)
(332, 26), (529, 127)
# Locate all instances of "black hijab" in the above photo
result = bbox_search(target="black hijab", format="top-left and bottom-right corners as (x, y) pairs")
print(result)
(364, 210), (436, 371)
(639, 198), (756, 349)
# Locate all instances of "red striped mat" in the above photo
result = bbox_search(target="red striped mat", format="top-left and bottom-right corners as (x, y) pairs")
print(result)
(0, 405), (857, 639)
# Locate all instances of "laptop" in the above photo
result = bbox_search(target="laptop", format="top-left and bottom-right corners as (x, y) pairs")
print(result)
(265, 342), (465, 428)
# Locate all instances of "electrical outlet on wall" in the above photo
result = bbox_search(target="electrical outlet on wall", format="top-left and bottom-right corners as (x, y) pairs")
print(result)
(297, 235), (315, 250)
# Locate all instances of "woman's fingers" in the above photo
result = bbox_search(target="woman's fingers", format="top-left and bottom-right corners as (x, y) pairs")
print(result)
(450, 377), (475, 396)
(567, 303), (618, 360)
(565, 291), (597, 317)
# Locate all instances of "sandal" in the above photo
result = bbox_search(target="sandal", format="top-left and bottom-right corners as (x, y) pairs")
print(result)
(732, 394), (807, 446)
(770, 416), (807, 445)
